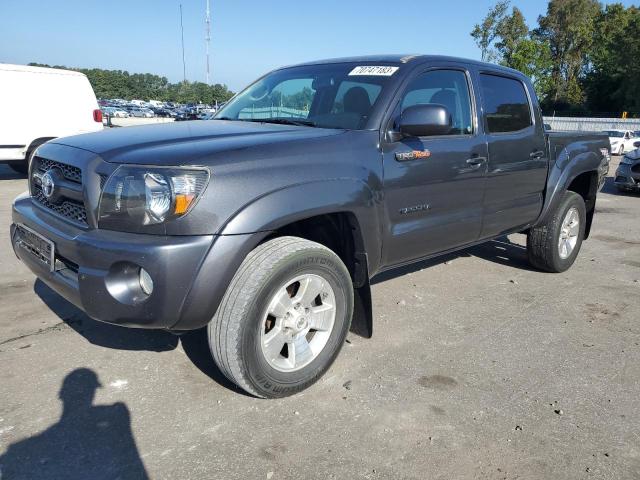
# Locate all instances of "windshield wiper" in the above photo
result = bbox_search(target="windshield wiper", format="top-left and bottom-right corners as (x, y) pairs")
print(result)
(246, 118), (317, 127)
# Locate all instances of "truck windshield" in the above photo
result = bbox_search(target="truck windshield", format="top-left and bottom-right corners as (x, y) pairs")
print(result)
(214, 64), (397, 130)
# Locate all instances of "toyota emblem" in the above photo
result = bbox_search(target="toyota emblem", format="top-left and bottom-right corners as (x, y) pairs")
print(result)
(41, 171), (56, 199)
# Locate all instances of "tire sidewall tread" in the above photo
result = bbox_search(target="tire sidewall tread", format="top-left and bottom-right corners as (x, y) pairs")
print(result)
(527, 191), (586, 273)
(208, 236), (353, 398)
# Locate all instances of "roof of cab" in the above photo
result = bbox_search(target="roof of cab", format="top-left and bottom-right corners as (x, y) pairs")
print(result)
(0, 63), (86, 77)
(286, 54), (525, 76)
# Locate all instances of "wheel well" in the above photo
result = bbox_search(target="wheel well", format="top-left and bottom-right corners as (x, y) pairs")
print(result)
(264, 212), (373, 338)
(265, 212), (366, 285)
(27, 137), (56, 157)
(567, 171), (598, 239)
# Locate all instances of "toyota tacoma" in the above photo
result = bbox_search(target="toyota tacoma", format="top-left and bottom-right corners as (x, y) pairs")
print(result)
(11, 55), (610, 398)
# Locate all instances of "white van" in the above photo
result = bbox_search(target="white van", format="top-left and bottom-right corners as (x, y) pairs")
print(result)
(0, 64), (103, 173)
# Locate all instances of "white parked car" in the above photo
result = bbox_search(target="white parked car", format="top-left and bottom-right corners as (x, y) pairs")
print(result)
(101, 106), (129, 118)
(0, 64), (103, 173)
(604, 129), (638, 155)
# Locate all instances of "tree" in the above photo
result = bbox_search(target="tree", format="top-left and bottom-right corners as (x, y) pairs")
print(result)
(494, 6), (529, 66)
(585, 4), (640, 114)
(471, 3), (553, 101)
(28, 63), (234, 104)
(470, 0), (510, 61)
(535, 0), (601, 106)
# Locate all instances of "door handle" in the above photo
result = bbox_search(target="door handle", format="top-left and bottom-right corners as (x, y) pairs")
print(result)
(530, 150), (545, 159)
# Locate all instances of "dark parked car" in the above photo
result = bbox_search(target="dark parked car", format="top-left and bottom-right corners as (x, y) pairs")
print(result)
(11, 55), (610, 398)
(174, 109), (199, 121)
(614, 140), (640, 191)
(151, 107), (174, 118)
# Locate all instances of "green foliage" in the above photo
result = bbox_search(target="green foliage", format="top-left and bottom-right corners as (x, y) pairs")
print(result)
(585, 5), (640, 113)
(470, 0), (510, 61)
(472, 1), (640, 114)
(28, 63), (234, 104)
(471, 2), (554, 101)
(535, 0), (600, 106)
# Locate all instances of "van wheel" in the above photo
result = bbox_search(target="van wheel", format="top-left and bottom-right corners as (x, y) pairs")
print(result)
(208, 236), (354, 398)
(7, 161), (27, 175)
(527, 191), (586, 273)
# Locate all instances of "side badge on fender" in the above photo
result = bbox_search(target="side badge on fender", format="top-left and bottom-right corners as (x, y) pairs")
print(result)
(395, 150), (431, 162)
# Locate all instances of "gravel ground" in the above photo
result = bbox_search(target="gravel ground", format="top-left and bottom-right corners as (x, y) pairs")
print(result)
(0, 158), (638, 479)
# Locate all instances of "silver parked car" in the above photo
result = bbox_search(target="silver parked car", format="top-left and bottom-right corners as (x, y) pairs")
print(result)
(128, 107), (154, 118)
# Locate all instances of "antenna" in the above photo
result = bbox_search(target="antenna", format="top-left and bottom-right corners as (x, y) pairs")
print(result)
(180, 4), (187, 83)
(205, 0), (211, 85)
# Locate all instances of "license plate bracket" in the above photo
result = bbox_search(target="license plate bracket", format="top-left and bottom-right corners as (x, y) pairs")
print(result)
(15, 224), (55, 271)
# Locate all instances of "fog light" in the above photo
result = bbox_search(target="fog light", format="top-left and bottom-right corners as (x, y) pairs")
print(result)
(139, 268), (154, 295)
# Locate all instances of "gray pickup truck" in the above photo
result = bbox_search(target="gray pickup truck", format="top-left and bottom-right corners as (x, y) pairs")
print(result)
(11, 55), (610, 398)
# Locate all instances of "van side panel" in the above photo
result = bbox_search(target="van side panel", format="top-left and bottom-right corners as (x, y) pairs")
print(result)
(0, 66), (102, 161)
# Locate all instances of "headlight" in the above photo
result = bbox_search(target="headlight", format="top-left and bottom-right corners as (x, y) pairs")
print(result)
(98, 166), (209, 232)
(621, 155), (636, 165)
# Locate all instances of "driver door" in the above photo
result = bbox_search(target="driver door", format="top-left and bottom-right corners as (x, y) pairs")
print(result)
(381, 67), (488, 267)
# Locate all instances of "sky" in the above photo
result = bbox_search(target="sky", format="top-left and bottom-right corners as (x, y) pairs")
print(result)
(0, 0), (637, 92)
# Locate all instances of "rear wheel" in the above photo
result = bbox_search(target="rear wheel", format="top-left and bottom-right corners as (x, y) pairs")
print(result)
(208, 236), (354, 398)
(527, 191), (586, 273)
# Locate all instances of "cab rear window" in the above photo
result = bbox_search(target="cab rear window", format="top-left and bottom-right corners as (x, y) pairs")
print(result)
(480, 74), (532, 134)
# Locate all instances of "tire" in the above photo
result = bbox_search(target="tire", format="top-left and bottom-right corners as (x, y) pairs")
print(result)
(7, 160), (28, 175)
(208, 236), (354, 398)
(7, 146), (37, 175)
(527, 191), (586, 273)
(619, 145), (625, 155)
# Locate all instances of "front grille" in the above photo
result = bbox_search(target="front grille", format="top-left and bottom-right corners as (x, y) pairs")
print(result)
(32, 188), (88, 224)
(35, 157), (82, 183)
(31, 156), (88, 225)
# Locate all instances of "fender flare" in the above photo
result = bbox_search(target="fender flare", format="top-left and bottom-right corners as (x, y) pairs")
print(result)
(174, 179), (381, 333)
(536, 148), (601, 227)
(220, 178), (382, 269)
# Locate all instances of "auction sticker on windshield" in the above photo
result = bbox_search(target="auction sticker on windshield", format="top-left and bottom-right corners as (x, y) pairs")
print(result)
(349, 66), (399, 76)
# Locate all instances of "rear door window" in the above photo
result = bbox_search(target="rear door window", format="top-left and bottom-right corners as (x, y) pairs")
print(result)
(479, 74), (532, 134)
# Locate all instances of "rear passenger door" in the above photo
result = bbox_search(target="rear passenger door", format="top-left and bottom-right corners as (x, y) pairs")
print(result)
(477, 72), (548, 238)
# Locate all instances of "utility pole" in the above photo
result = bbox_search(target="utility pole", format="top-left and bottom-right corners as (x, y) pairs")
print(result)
(180, 4), (187, 83)
(205, 0), (211, 85)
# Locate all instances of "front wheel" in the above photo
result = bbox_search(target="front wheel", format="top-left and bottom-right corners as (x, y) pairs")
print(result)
(208, 237), (354, 398)
(527, 191), (586, 273)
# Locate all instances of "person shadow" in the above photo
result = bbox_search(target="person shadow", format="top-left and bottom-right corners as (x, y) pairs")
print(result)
(0, 368), (149, 480)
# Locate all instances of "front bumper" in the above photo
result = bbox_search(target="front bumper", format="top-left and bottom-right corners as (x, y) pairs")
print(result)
(614, 163), (640, 190)
(12, 193), (219, 329)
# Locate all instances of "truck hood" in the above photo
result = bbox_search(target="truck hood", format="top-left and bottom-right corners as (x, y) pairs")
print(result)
(51, 120), (345, 164)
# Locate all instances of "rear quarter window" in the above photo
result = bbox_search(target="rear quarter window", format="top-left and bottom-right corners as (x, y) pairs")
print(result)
(480, 74), (532, 134)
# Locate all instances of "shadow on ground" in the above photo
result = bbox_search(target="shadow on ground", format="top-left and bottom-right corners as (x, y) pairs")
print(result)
(0, 368), (149, 479)
(34, 280), (243, 393)
(35, 280), (178, 352)
(372, 235), (534, 285)
(179, 329), (248, 395)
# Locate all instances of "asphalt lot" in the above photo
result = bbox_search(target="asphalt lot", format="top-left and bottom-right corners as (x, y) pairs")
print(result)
(0, 158), (638, 479)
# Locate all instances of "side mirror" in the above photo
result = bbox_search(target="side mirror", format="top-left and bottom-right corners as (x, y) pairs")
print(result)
(634, 141), (640, 148)
(399, 104), (452, 137)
